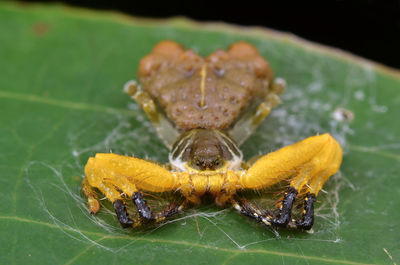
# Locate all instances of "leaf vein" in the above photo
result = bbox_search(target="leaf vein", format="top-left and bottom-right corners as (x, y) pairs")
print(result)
(63, 236), (109, 265)
(0, 215), (372, 265)
(0, 91), (133, 116)
(349, 144), (400, 161)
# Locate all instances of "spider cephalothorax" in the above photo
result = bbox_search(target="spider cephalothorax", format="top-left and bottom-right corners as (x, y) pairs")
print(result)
(82, 41), (342, 230)
(170, 129), (242, 171)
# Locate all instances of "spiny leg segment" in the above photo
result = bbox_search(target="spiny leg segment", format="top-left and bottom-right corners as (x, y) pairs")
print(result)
(234, 133), (342, 230)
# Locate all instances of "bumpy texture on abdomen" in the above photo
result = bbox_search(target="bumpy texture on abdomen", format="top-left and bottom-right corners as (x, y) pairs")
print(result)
(138, 41), (274, 130)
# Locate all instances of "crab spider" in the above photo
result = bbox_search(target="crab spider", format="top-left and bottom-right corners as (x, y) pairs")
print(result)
(82, 40), (343, 230)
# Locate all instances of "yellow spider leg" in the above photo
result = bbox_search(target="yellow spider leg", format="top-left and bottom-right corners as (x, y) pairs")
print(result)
(84, 157), (122, 203)
(288, 133), (342, 195)
(240, 133), (342, 190)
(81, 178), (100, 214)
(83, 153), (181, 227)
(84, 153), (179, 194)
(288, 138), (338, 192)
(235, 133), (342, 229)
(307, 138), (342, 195)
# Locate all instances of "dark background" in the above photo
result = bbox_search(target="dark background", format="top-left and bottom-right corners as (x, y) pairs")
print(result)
(21, 0), (400, 69)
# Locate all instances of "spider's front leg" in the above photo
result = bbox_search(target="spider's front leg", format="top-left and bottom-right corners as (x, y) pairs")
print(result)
(82, 153), (185, 227)
(112, 192), (187, 228)
(238, 133), (342, 230)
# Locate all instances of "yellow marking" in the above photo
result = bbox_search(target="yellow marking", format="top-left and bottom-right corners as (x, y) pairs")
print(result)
(200, 64), (207, 107)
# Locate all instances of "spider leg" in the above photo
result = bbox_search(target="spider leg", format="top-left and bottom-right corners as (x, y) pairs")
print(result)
(262, 187), (315, 229)
(228, 78), (285, 146)
(84, 153), (178, 194)
(238, 133), (342, 230)
(87, 180), (141, 228)
(270, 187), (298, 227)
(132, 192), (187, 223)
(231, 191), (316, 230)
(83, 153), (181, 227)
(230, 191), (296, 227)
(112, 193), (187, 227)
(294, 192), (316, 230)
(81, 178), (100, 214)
(113, 199), (137, 228)
(124, 80), (180, 149)
(230, 198), (273, 226)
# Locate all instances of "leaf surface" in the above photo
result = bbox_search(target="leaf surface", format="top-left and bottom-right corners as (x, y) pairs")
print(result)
(0, 3), (399, 265)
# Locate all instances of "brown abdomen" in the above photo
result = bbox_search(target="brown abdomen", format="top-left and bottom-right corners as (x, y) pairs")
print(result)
(138, 40), (274, 130)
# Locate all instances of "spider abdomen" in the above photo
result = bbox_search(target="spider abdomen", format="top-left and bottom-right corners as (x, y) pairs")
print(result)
(138, 41), (273, 130)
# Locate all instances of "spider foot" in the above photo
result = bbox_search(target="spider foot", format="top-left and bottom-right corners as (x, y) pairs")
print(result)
(133, 192), (186, 223)
(112, 192), (186, 228)
(270, 187), (316, 230)
(270, 187), (317, 230)
(113, 199), (137, 228)
(270, 187), (298, 227)
(231, 198), (273, 226)
(236, 199), (265, 220)
(132, 192), (152, 221)
(133, 192), (186, 224)
(232, 187), (316, 230)
(294, 193), (316, 230)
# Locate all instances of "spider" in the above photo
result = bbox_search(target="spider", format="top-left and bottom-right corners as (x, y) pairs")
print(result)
(82, 40), (342, 230)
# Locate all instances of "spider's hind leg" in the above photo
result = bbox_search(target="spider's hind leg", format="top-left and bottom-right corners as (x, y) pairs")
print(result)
(228, 78), (285, 146)
(123, 80), (180, 149)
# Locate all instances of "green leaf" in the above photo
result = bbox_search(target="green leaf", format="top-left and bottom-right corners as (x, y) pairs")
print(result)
(1, 3), (399, 265)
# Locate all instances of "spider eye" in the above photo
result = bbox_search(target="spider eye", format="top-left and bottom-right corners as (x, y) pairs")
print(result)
(196, 161), (201, 167)
(214, 160), (219, 166)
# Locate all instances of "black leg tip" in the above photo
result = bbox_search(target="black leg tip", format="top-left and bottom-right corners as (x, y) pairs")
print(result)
(132, 192), (153, 221)
(113, 200), (134, 228)
(163, 203), (180, 218)
(296, 221), (313, 230)
(271, 187), (298, 227)
(296, 193), (316, 230)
